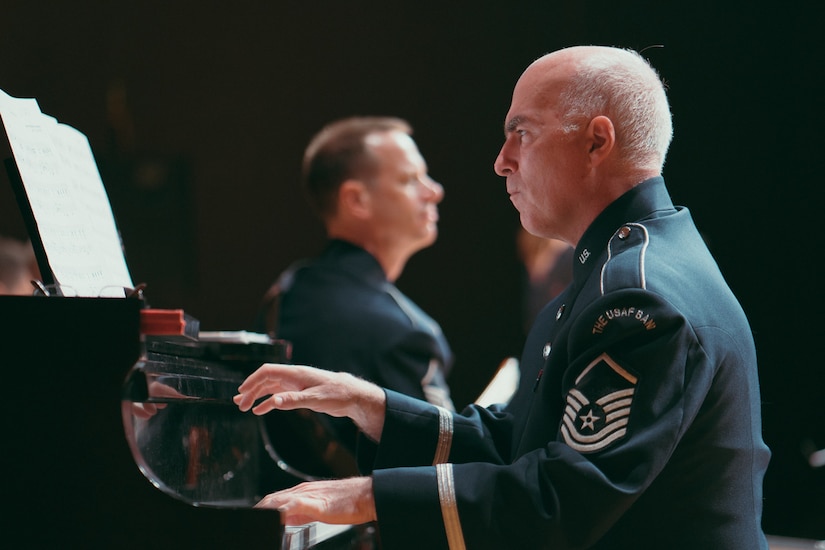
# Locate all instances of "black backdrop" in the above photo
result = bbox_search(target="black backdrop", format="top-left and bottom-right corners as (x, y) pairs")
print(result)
(1, 1), (821, 540)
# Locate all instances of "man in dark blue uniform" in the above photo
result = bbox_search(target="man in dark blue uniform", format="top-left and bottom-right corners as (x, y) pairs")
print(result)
(256, 117), (454, 455)
(236, 46), (770, 549)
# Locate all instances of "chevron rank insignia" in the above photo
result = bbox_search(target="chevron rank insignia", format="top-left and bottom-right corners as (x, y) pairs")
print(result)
(561, 352), (638, 453)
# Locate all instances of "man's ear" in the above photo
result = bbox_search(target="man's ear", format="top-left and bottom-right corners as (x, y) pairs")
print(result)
(338, 179), (371, 218)
(586, 115), (616, 166)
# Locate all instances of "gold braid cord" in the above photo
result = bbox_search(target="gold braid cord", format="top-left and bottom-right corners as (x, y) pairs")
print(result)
(433, 406), (453, 465)
(436, 463), (466, 550)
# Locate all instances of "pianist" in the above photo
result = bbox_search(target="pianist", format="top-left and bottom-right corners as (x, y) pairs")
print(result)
(255, 116), (455, 454)
(235, 46), (771, 549)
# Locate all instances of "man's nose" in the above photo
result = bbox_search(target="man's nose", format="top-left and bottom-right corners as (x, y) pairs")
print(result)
(423, 177), (445, 203)
(494, 142), (516, 176)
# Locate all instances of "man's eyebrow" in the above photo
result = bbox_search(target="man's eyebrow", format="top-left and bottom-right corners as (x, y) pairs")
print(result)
(504, 116), (524, 135)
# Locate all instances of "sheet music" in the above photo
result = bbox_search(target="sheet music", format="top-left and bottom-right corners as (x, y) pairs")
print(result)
(1, 88), (133, 297)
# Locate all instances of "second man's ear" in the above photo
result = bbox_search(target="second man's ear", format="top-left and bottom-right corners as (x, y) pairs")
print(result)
(338, 179), (372, 218)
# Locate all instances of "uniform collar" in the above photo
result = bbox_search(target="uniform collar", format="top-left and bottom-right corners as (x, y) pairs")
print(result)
(322, 239), (389, 287)
(572, 177), (674, 283)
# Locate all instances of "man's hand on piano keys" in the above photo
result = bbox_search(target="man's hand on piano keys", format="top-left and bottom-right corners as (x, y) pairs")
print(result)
(254, 476), (377, 526)
(233, 363), (387, 442)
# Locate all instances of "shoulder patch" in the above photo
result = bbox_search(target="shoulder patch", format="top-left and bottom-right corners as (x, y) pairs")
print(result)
(561, 352), (638, 453)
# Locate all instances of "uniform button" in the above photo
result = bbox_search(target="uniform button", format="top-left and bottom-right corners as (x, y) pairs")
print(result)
(617, 226), (631, 239)
(556, 304), (565, 320)
(542, 343), (552, 359)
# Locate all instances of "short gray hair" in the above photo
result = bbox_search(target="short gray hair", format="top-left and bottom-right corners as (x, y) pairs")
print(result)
(558, 48), (673, 170)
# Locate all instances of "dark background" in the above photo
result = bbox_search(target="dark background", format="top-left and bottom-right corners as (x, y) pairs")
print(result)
(1, 0), (821, 540)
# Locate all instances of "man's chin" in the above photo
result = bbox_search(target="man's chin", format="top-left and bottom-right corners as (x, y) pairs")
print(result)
(413, 229), (438, 251)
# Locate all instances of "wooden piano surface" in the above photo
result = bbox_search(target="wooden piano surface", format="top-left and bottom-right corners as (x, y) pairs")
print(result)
(0, 296), (366, 549)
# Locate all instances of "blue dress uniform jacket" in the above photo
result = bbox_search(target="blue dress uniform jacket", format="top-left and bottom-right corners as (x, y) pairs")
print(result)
(277, 239), (455, 410)
(361, 178), (770, 549)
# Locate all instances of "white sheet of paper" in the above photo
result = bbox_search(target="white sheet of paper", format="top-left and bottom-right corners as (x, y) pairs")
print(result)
(1, 88), (133, 297)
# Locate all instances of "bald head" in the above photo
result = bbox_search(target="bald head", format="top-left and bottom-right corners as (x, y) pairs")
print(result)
(523, 46), (673, 172)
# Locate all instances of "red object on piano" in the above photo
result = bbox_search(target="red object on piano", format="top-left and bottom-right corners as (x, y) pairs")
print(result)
(140, 308), (200, 338)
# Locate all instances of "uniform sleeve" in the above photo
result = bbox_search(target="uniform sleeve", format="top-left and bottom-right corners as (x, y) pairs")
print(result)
(361, 390), (514, 471)
(369, 288), (720, 549)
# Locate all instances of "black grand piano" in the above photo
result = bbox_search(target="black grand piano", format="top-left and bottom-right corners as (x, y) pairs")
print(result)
(0, 89), (375, 549)
(0, 294), (373, 549)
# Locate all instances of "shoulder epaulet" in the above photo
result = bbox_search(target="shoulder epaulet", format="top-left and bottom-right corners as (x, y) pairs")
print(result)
(599, 223), (650, 295)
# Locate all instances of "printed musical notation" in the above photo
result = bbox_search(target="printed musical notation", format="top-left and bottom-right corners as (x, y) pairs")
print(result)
(1, 88), (134, 297)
